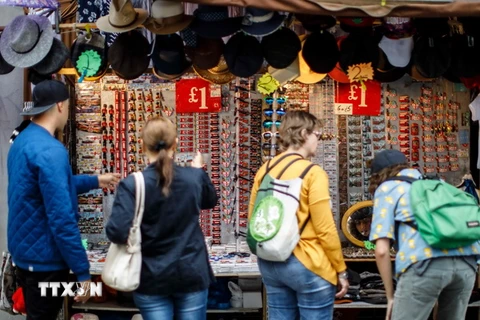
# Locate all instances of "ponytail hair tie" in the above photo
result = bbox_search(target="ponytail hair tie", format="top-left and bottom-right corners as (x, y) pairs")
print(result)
(155, 140), (166, 151)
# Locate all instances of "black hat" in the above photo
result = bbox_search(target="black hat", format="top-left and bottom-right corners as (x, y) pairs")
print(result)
(458, 17), (480, 37)
(109, 31), (150, 80)
(339, 32), (380, 73)
(295, 14), (336, 32)
(190, 5), (243, 39)
(27, 68), (52, 85)
(191, 36), (224, 70)
(412, 35), (450, 79)
(448, 34), (480, 78)
(20, 80), (69, 116)
(151, 34), (192, 77)
(224, 33), (263, 78)
(261, 28), (301, 69)
(32, 38), (69, 75)
(371, 149), (407, 174)
(0, 33), (14, 75)
(414, 18), (449, 37)
(71, 32), (108, 81)
(302, 31), (339, 74)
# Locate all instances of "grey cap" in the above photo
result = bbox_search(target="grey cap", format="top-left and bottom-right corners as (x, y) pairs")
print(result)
(371, 149), (408, 174)
(21, 80), (69, 116)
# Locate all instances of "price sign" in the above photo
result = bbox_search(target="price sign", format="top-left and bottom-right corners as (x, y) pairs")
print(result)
(335, 80), (381, 116)
(334, 103), (353, 115)
(176, 78), (221, 113)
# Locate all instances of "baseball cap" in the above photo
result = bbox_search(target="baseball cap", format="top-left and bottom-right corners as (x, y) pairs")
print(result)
(371, 149), (407, 174)
(20, 80), (69, 116)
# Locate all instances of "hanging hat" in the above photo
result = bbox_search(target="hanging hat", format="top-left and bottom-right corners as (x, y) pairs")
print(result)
(0, 15), (54, 68)
(412, 35), (450, 79)
(28, 69), (52, 85)
(328, 36), (350, 83)
(296, 36), (326, 84)
(151, 34), (192, 80)
(109, 31), (150, 80)
(339, 32), (380, 73)
(241, 8), (285, 37)
(32, 38), (69, 75)
(378, 37), (413, 68)
(458, 17), (480, 38)
(224, 32), (263, 78)
(382, 17), (415, 39)
(191, 36), (224, 70)
(71, 32), (108, 81)
(193, 55), (235, 84)
(414, 18), (449, 38)
(96, 0), (148, 33)
(189, 5), (242, 39)
(448, 34), (480, 78)
(302, 31), (339, 74)
(261, 27), (300, 69)
(338, 17), (376, 33)
(268, 57), (300, 86)
(295, 14), (336, 32)
(144, 0), (193, 35)
(410, 65), (435, 82)
(374, 47), (407, 83)
(0, 34), (14, 75)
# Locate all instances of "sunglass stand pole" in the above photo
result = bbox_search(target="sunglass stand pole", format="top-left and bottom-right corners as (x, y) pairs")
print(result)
(235, 78), (241, 252)
(271, 91), (279, 158)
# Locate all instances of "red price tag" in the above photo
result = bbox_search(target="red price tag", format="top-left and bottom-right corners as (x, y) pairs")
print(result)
(175, 78), (221, 113)
(335, 80), (381, 116)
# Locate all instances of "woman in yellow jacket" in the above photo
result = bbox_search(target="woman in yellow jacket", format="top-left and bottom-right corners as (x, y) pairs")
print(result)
(248, 110), (349, 320)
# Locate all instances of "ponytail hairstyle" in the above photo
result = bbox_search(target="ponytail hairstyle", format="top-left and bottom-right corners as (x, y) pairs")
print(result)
(141, 117), (176, 196)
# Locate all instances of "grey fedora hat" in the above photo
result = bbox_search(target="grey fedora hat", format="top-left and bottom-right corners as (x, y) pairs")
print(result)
(0, 15), (54, 68)
(32, 38), (69, 75)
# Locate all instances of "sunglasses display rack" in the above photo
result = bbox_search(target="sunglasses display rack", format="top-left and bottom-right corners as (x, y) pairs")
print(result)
(309, 80), (341, 221)
(384, 81), (470, 184)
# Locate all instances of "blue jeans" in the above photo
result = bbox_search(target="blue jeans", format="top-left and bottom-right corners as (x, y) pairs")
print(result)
(259, 255), (336, 320)
(133, 289), (208, 320)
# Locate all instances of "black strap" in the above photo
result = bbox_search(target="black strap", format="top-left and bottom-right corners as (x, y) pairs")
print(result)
(298, 164), (317, 235)
(384, 176), (417, 184)
(277, 158), (303, 179)
(260, 153), (303, 182)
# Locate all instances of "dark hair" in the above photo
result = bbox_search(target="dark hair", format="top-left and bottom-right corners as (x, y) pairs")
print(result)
(141, 117), (176, 196)
(368, 163), (410, 195)
(277, 110), (320, 151)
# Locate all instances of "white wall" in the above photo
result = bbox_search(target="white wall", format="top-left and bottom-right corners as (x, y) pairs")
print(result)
(0, 6), (26, 320)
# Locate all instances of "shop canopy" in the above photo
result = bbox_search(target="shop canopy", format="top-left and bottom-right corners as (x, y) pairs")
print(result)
(182, 0), (480, 17)
(0, 0), (58, 9)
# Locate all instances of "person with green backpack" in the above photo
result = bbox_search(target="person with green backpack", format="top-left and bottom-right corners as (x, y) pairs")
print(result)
(248, 111), (348, 319)
(369, 149), (480, 320)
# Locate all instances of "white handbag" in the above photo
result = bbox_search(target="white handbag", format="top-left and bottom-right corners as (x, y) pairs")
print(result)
(102, 172), (145, 292)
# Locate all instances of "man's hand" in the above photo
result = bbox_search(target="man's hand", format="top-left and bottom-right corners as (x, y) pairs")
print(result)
(98, 173), (121, 188)
(73, 280), (91, 304)
(335, 277), (349, 299)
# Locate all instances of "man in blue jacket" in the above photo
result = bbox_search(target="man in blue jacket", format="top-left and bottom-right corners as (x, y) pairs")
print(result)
(7, 80), (120, 319)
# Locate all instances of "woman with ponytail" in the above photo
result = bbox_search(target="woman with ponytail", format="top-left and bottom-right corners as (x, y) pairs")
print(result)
(106, 117), (218, 320)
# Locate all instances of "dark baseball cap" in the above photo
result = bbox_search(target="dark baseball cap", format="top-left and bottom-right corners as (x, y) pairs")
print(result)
(371, 149), (408, 174)
(20, 80), (69, 116)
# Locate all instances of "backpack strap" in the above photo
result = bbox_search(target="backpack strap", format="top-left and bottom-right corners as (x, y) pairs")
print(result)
(259, 153), (304, 182)
(276, 158), (304, 179)
(296, 164), (317, 235)
(384, 176), (417, 184)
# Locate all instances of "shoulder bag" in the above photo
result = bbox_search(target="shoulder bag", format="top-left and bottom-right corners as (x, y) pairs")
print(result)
(102, 172), (145, 292)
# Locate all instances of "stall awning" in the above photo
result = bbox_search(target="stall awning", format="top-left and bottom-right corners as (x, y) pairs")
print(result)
(182, 0), (480, 17)
(0, 0), (58, 9)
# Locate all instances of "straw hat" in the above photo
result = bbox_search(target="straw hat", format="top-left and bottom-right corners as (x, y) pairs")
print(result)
(96, 0), (148, 33)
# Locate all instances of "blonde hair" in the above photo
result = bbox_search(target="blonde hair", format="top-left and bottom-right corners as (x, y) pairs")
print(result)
(141, 117), (176, 196)
(277, 110), (320, 150)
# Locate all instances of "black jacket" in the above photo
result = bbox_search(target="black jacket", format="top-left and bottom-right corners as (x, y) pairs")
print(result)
(106, 164), (218, 295)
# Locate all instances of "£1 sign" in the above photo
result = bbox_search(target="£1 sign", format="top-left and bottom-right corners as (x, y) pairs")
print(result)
(176, 78), (222, 113)
(334, 80), (381, 116)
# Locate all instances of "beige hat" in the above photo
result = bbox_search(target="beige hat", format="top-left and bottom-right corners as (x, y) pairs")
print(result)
(144, 0), (193, 35)
(296, 36), (326, 84)
(193, 56), (235, 85)
(96, 0), (148, 33)
(267, 57), (300, 86)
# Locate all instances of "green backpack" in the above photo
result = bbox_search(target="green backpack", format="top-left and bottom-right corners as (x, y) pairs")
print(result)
(386, 176), (480, 249)
(247, 154), (315, 261)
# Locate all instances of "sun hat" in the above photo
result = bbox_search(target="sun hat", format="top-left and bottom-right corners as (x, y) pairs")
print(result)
(96, 0), (148, 33)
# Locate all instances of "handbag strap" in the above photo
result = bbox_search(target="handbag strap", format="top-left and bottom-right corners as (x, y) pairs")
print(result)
(132, 172), (146, 228)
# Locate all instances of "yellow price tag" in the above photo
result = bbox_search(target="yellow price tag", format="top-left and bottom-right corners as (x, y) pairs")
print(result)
(257, 73), (280, 95)
(347, 63), (374, 83)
